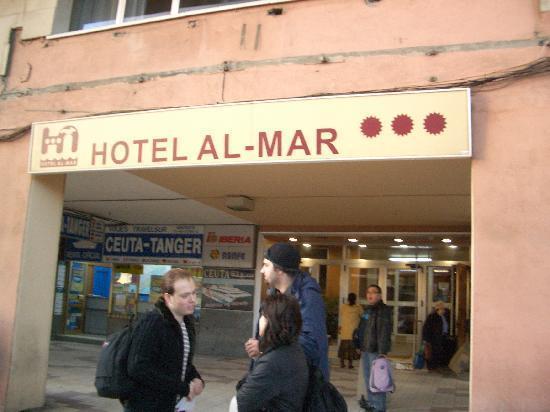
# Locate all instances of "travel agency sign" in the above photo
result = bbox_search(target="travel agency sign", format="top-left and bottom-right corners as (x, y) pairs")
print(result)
(29, 88), (471, 173)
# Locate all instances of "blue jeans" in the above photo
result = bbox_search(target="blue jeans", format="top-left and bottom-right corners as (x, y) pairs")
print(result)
(362, 352), (387, 412)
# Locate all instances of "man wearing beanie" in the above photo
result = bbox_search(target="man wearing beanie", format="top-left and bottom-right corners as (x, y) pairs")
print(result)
(244, 242), (330, 381)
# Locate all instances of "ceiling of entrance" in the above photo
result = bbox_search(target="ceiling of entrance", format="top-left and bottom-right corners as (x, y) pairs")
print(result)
(65, 158), (471, 231)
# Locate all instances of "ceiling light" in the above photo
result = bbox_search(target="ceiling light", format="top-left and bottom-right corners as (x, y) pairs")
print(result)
(302, 243), (311, 248)
(391, 245), (431, 249)
(441, 238), (452, 243)
(289, 237), (298, 242)
(359, 244), (367, 248)
(394, 238), (403, 243)
(389, 257), (432, 262)
(449, 245), (458, 249)
(348, 238), (358, 243)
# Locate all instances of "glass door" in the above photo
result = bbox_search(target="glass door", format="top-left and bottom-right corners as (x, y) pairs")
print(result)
(427, 266), (454, 330)
(349, 267), (379, 306)
(386, 268), (419, 357)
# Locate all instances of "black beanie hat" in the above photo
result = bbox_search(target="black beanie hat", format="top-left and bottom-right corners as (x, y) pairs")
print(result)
(265, 243), (301, 271)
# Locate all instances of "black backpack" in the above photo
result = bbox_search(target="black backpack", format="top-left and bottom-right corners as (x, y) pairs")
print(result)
(303, 366), (348, 412)
(94, 323), (136, 399)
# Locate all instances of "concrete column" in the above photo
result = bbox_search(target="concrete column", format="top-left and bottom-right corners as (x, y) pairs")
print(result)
(5, 174), (65, 411)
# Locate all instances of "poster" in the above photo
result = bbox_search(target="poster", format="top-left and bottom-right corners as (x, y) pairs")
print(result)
(53, 263), (66, 315)
(202, 225), (255, 268)
(201, 268), (255, 311)
(149, 275), (164, 303)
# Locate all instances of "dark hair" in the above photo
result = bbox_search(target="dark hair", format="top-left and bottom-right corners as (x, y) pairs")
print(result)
(259, 293), (302, 352)
(161, 268), (194, 295)
(367, 284), (382, 294)
(272, 262), (300, 278)
(348, 292), (357, 305)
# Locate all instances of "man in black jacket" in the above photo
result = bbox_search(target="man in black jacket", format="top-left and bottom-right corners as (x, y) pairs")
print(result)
(125, 269), (204, 412)
(357, 284), (392, 412)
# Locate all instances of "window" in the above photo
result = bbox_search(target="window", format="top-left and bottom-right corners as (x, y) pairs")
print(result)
(59, 0), (278, 34)
(125, 0), (172, 22)
(69, 0), (119, 31)
(179, 0), (252, 13)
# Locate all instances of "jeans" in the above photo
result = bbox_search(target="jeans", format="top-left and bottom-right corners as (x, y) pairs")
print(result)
(362, 352), (387, 412)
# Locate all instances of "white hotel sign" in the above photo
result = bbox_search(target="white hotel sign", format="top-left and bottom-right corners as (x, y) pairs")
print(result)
(29, 89), (471, 173)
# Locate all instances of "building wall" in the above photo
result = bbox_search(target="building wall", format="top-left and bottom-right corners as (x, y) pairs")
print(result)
(0, 0), (57, 74)
(470, 75), (550, 411)
(1, 0), (549, 410)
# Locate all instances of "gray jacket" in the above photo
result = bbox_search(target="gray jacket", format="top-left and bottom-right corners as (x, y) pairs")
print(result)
(237, 342), (309, 412)
(357, 301), (393, 355)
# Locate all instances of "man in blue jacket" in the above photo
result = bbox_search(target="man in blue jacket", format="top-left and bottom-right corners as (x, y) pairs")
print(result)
(244, 242), (330, 380)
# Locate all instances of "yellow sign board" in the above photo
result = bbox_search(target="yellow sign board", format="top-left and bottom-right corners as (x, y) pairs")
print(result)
(29, 89), (470, 173)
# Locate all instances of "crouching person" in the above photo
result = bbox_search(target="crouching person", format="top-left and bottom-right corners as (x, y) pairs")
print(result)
(125, 269), (204, 412)
(231, 293), (309, 412)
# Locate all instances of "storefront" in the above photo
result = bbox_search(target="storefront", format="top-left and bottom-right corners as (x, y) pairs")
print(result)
(54, 210), (257, 352)
(260, 234), (470, 359)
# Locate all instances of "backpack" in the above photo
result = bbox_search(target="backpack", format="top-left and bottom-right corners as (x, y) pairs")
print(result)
(95, 323), (136, 399)
(353, 314), (368, 350)
(369, 356), (395, 393)
(303, 366), (348, 412)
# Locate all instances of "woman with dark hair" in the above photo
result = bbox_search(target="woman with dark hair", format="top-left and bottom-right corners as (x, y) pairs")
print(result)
(231, 293), (309, 412)
(338, 292), (363, 369)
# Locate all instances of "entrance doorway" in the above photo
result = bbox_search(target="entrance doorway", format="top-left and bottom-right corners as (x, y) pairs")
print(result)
(263, 234), (471, 362)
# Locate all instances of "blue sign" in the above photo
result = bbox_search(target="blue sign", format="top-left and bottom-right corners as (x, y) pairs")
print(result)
(64, 238), (103, 262)
(61, 212), (91, 240)
(102, 225), (203, 265)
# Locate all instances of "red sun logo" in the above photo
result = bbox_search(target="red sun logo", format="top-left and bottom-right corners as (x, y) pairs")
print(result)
(360, 116), (382, 138)
(424, 113), (446, 135)
(392, 114), (413, 136)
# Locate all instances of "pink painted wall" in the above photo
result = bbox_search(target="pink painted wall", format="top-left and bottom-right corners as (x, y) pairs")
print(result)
(0, 0), (549, 410)
(471, 75), (550, 411)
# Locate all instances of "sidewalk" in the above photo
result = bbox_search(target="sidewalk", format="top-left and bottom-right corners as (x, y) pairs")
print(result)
(25, 341), (469, 411)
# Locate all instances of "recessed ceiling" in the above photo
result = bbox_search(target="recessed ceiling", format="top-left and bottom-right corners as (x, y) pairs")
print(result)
(131, 158), (471, 229)
(64, 158), (471, 233)
(64, 170), (251, 224)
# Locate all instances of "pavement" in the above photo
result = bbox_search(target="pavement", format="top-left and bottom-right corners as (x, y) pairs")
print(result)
(24, 340), (469, 412)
